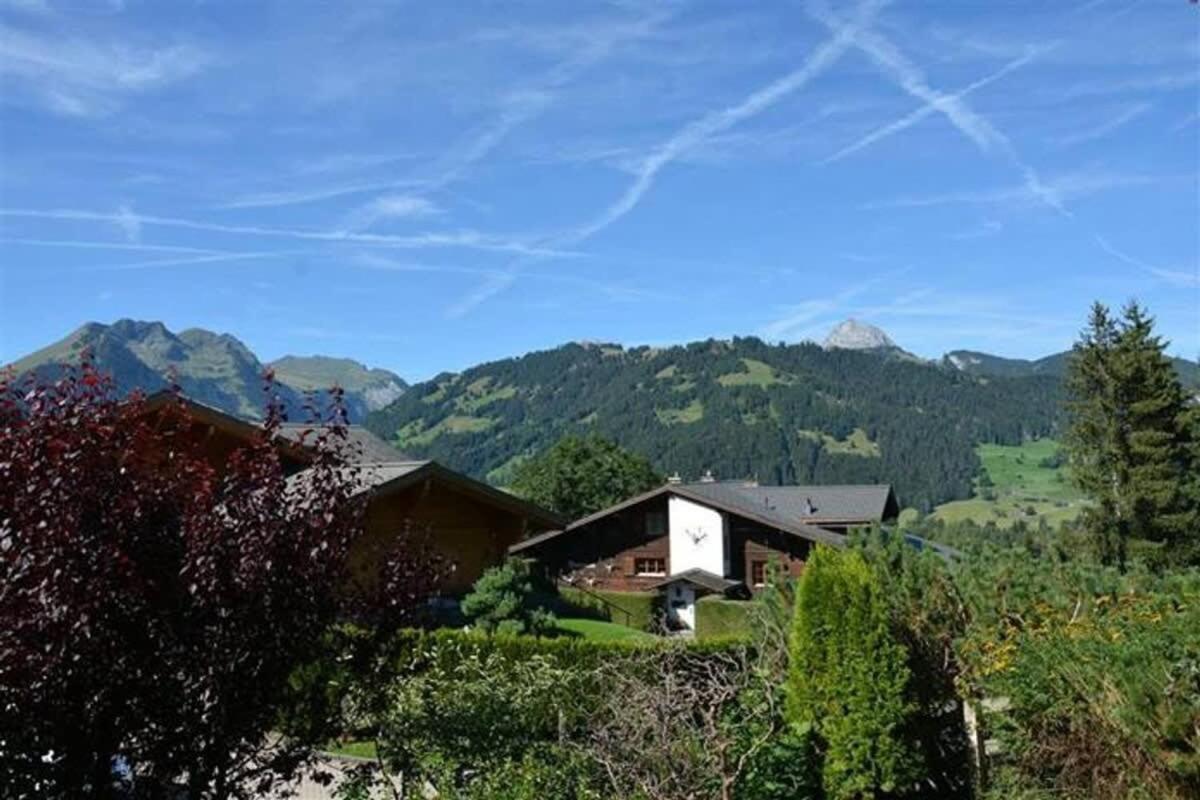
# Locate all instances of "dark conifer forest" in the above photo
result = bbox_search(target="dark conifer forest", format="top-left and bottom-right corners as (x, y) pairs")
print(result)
(366, 337), (1068, 511)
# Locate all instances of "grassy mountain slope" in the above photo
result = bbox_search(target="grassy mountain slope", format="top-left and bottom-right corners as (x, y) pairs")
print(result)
(932, 439), (1087, 528)
(366, 337), (1065, 511)
(269, 355), (406, 420)
(7, 320), (401, 422)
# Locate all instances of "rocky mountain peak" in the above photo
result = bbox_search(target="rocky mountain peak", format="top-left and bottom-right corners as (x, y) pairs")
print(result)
(823, 319), (896, 351)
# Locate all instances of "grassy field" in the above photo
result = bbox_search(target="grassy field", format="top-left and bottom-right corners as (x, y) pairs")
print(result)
(931, 438), (1087, 528)
(555, 617), (655, 642)
(656, 398), (704, 425)
(717, 358), (794, 387)
(798, 427), (881, 457)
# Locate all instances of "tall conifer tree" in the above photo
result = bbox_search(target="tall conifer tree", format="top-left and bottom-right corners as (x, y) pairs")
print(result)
(1065, 301), (1198, 567)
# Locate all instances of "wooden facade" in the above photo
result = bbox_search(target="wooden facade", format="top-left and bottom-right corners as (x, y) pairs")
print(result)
(138, 393), (561, 595)
(358, 475), (553, 594)
(529, 494), (815, 594)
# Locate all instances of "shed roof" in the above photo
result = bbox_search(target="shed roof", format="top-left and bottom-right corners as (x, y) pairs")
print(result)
(648, 568), (742, 595)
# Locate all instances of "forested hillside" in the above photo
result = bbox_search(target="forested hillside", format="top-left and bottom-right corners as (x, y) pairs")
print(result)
(366, 337), (1064, 511)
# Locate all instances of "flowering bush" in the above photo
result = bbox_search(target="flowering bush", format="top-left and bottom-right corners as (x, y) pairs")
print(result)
(956, 550), (1200, 799)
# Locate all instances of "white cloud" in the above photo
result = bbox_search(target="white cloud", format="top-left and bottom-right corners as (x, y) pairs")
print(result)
(947, 219), (1004, 240)
(220, 178), (429, 210)
(342, 194), (441, 232)
(90, 251), (298, 272)
(114, 204), (141, 242)
(1095, 235), (1200, 288)
(0, 207), (576, 258)
(1052, 102), (1152, 146)
(1, 237), (221, 255)
(0, 24), (210, 116)
(866, 170), (1166, 210)
(757, 272), (897, 341)
(221, 10), (668, 211)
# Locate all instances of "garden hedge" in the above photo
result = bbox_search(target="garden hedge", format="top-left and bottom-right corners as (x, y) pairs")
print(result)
(694, 597), (754, 640)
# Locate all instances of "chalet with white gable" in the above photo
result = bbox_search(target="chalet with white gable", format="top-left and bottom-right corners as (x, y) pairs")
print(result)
(510, 474), (898, 631)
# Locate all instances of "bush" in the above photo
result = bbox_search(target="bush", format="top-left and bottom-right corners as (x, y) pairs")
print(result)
(334, 628), (746, 799)
(461, 558), (556, 635)
(788, 546), (923, 799)
(0, 365), (432, 800)
(695, 597), (753, 640)
(957, 550), (1200, 799)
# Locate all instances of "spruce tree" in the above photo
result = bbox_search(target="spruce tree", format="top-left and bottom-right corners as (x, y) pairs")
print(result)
(1064, 301), (1198, 567)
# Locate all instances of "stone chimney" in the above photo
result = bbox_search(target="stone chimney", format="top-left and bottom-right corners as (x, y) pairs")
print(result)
(699, 469), (716, 483)
(667, 472), (683, 484)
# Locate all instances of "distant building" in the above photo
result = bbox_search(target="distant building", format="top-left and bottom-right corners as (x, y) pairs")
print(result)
(510, 479), (898, 631)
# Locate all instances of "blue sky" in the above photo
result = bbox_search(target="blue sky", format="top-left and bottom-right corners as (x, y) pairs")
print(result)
(1, 0), (1197, 380)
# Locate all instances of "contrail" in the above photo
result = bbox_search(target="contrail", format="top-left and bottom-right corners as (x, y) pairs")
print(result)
(447, 0), (889, 317)
(821, 46), (1045, 164)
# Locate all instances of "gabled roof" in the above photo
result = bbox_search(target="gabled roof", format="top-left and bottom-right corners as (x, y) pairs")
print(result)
(142, 391), (409, 466)
(337, 460), (565, 530)
(510, 481), (897, 555)
(275, 422), (410, 464)
(143, 391), (563, 530)
(648, 568), (742, 595)
(140, 391), (314, 465)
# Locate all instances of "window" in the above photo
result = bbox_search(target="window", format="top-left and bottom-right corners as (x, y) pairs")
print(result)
(635, 557), (666, 576)
(751, 560), (768, 587)
(644, 510), (667, 538)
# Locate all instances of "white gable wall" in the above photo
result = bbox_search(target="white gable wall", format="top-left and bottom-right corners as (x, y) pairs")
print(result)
(668, 495), (726, 576)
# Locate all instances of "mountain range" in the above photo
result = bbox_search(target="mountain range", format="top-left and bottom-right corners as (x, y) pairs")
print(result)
(6, 319), (406, 423)
(8, 318), (1197, 511)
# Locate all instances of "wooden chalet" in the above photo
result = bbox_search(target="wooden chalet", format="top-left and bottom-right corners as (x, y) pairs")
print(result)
(510, 478), (898, 631)
(139, 392), (563, 594)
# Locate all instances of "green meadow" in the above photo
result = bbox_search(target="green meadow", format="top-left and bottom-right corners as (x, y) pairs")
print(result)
(932, 438), (1086, 528)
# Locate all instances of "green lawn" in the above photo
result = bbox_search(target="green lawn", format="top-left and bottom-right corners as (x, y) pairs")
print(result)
(555, 617), (655, 642)
(932, 438), (1087, 528)
(323, 739), (378, 760)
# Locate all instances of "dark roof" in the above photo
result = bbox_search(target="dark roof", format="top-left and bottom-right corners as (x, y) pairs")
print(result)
(145, 391), (562, 531)
(275, 423), (410, 464)
(510, 481), (897, 555)
(298, 460), (564, 530)
(681, 482), (898, 526)
(648, 568), (741, 595)
(140, 391), (313, 465)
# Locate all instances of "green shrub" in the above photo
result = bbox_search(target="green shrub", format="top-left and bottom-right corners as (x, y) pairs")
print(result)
(336, 628), (745, 799)
(695, 597), (753, 640)
(734, 723), (821, 800)
(557, 586), (658, 631)
(788, 546), (922, 799)
(957, 550), (1200, 799)
(461, 558), (556, 635)
(851, 529), (972, 797)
